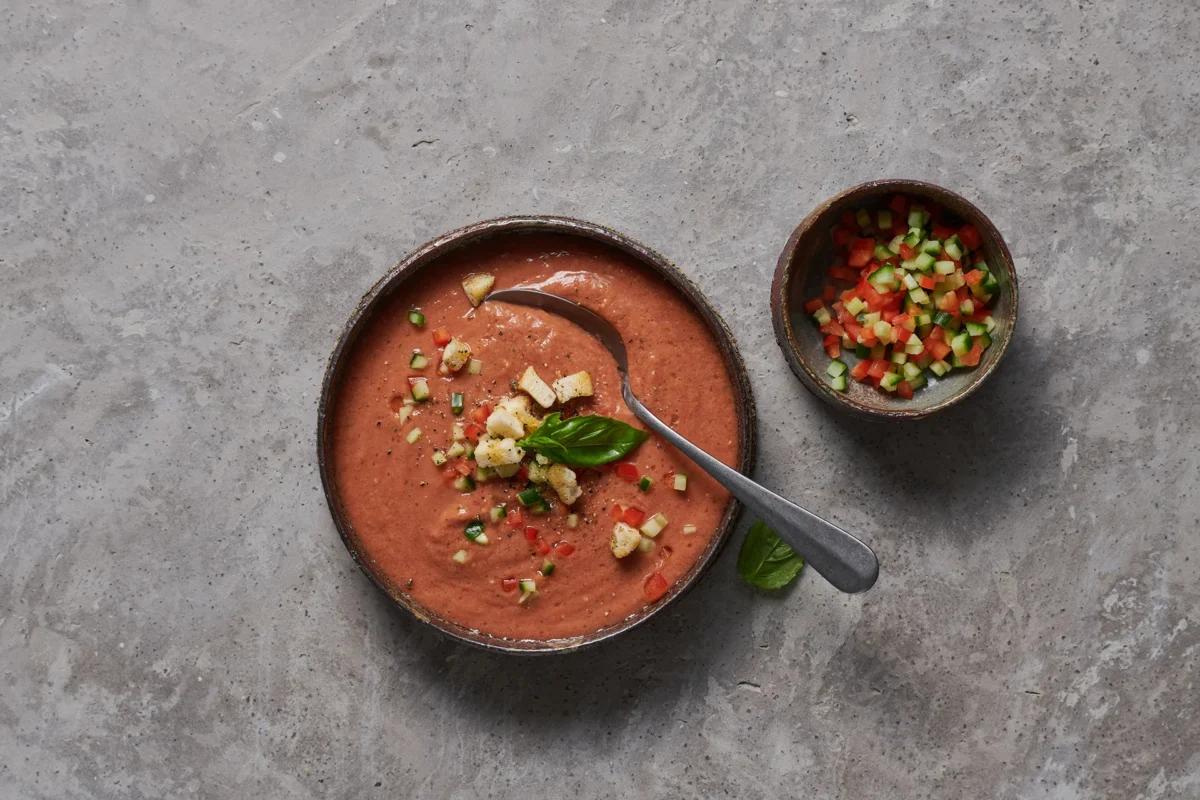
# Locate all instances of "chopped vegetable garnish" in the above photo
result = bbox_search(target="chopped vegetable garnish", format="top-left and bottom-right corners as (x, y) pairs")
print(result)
(681, 523), (698, 535)
(431, 449), (447, 466)
(517, 578), (537, 603)
(643, 572), (669, 602)
(539, 560), (555, 576)
(464, 519), (487, 543)
(637, 535), (655, 553)
(806, 194), (999, 396)
(432, 328), (452, 347)
(467, 358), (483, 375)
(452, 475), (475, 493)
(409, 351), (429, 370)
(461, 273), (495, 307)
(489, 504), (507, 523)
(638, 476), (653, 492)
(409, 377), (430, 402)
(672, 473), (688, 492)
(565, 513), (579, 528)
(451, 549), (469, 564)
(639, 512), (668, 538)
(614, 462), (640, 482)
(450, 392), (464, 415)
(405, 427), (422, 444)
(408, 309), (426, 327)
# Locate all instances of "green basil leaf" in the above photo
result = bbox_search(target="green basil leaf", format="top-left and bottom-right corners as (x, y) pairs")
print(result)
(518, 413), (649, 467)
(737, 521), (804, 590)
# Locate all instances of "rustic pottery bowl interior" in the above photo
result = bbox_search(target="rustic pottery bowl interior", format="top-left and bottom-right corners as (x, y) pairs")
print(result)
(318, 216), (757, 655)
(771, 180), (1018, 420)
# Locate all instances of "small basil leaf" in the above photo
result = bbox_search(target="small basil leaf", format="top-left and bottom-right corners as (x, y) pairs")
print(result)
(518, 413), (648, 467)
(737, 521), (804, 590)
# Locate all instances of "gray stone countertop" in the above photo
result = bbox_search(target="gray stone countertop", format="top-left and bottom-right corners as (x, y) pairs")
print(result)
(2, 1), (1197, 798)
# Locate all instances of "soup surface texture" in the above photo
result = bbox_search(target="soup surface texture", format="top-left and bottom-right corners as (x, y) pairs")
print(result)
(330, 232), (740, 641)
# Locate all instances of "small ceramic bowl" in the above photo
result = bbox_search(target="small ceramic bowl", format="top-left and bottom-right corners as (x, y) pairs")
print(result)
(770, 179), (1018, 420)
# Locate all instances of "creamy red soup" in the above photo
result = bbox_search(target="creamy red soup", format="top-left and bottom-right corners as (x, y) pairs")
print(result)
(330, 232), (740, 641)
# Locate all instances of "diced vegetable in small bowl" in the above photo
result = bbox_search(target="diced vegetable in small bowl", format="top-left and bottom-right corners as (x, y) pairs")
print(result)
(770, 179), (1018, 420)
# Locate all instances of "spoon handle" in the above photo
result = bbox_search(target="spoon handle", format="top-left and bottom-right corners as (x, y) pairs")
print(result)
(623, 386), (879, 594)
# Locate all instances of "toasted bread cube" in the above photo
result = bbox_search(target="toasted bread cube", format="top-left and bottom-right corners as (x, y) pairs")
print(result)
(546, 464), (582, 505)
(518, 366), (556, 408)
(485, 408), (525, 439)
(473, 436), (524, 467)
(552, 371), (593, 404)
(461, 273), (495, 307)
(611, 522), (641, 558)
(497, 395), (542, 432)
(442, 338), (472, 372)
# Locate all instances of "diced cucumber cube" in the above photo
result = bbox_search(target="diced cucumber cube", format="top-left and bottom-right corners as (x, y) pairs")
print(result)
(880, 371), (903, 391)
(902, 272), (920, 291)
(845, 297), (867, 316)
(934, 260), (957, 276)
(984, 315), (996, 333)
(965, 321), (988, 337)
(920, 239), (942, 255)
(913, 253), (936, 272)
(877, 210), (893, 230)
(862, 311), (881, 325)
(890, 350), (907, 365)
(932, 311), (953, 327)
(904, 228), (922, 246)
(888, 235), (904, 254)
(950, 331), (972, 357)
(943, 237), (963, 261)
(812, 307), (832, 325)
(904, 335), (924, 355)
(830, 374), (848, 392)
(907, 208), (928, 228)
(827, 359), (848, 377)
(929, 360), (951, 377)
(908, 288), (931, 306)
(902, 361), (922, 380)
(873, 244), (894, 261)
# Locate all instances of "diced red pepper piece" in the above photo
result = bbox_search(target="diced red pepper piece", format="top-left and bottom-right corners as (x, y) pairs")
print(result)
(960, 339), (984, 367)
(554, 541), (575, 556)
(524, 526), (539, 543)
(894, 326), (913, 344)
(958, 224), (983, 250)
(928, 340), (952, 361)
(897, 381), (914, 400)
(621, 507), (646, 527)
(821, 284), (836, 303)
(432, 328), (452, 346)
(614, 462), (640, 482)
(819, 319), (846, 337)
(850, 360), (872, 381)
(803, 297), (825, 314)
(936, 291), (960, 313)
(932, 223), (955, 241)
(643, 572), (669, 602)
(867, 359), (889, 380)
(823, 335), (841, 359)
(501, 577), (518, 593)
(469, 404), (493, 425)
(927, 326), (946, 343)
(610, 503), (625, 521)
(535, 538), (551, 556)
(464, 423), (484, 443)
(918, 274), (937, 290)
(507, 508), (524, 528)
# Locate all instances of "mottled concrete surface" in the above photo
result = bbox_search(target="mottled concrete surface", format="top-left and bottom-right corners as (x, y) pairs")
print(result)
(2, 1), (1198, 797)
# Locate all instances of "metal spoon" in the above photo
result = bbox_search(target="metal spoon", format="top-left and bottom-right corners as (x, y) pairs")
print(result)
(485, 288), (879, 594)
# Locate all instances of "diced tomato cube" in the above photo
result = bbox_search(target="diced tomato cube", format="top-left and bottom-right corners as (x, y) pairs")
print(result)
(464, 423), (484, 443)
(867, 359), (889, 380)
(893, 313), (913, 330)
(844, 321), (864, 342)
(554, 541), (575, 556)
(823, 335), (841, 359)
(960, 339), (984, 367)
(858, 326), (878, 346)
(928, 340), (952, 360)
(881, 310), (897, 323)
(643, 572), (669, 602)
(888, 195), (910, 216)
(535, 538), (551, 556)
(897, 381), (914, 400)
(822, 284), (836, 303)
(432, 328), (452, 346)
(507, 508), (524, 528)
(848, 238), (875, 267)
(958, 224), (983, 250)
(932, 223), (954, 241)
(614, 462), (640, 482)
(918, 274), (937, 290)
(894, 326), (913, 344)
(610, 504), (625, 521)
(501, 577), (518, 593)
(936, 291), (960, 313)
(622, 507), (646, 527)
(469, 403), (493, 425)
(850, 360), (872, 381)
(898, 243), (917, 260)
(803, 297), (825, 314)
(523, 526), (539, 542)
(927, 326), (945, 343)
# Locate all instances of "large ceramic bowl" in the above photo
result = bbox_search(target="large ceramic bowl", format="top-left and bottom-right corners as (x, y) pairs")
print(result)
(771, 179), (1018, 420)
(317, 216), (757, 654)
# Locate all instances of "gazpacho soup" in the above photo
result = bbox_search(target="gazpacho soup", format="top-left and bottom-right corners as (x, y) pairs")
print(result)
(328, 230), (742, 642)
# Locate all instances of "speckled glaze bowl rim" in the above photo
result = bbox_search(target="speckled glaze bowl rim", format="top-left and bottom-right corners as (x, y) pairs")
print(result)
(317, 215), (757, 655)
(770, 179), (1019, 421)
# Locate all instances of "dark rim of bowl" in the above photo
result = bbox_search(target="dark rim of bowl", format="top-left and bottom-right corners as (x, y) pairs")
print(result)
(770, 179), (1019, 421)
(317, 215), (758, 655)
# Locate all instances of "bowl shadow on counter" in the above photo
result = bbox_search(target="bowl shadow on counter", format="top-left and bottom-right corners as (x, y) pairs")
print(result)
(362, 557), (747, 728)
(816, 334), (1064, 547)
